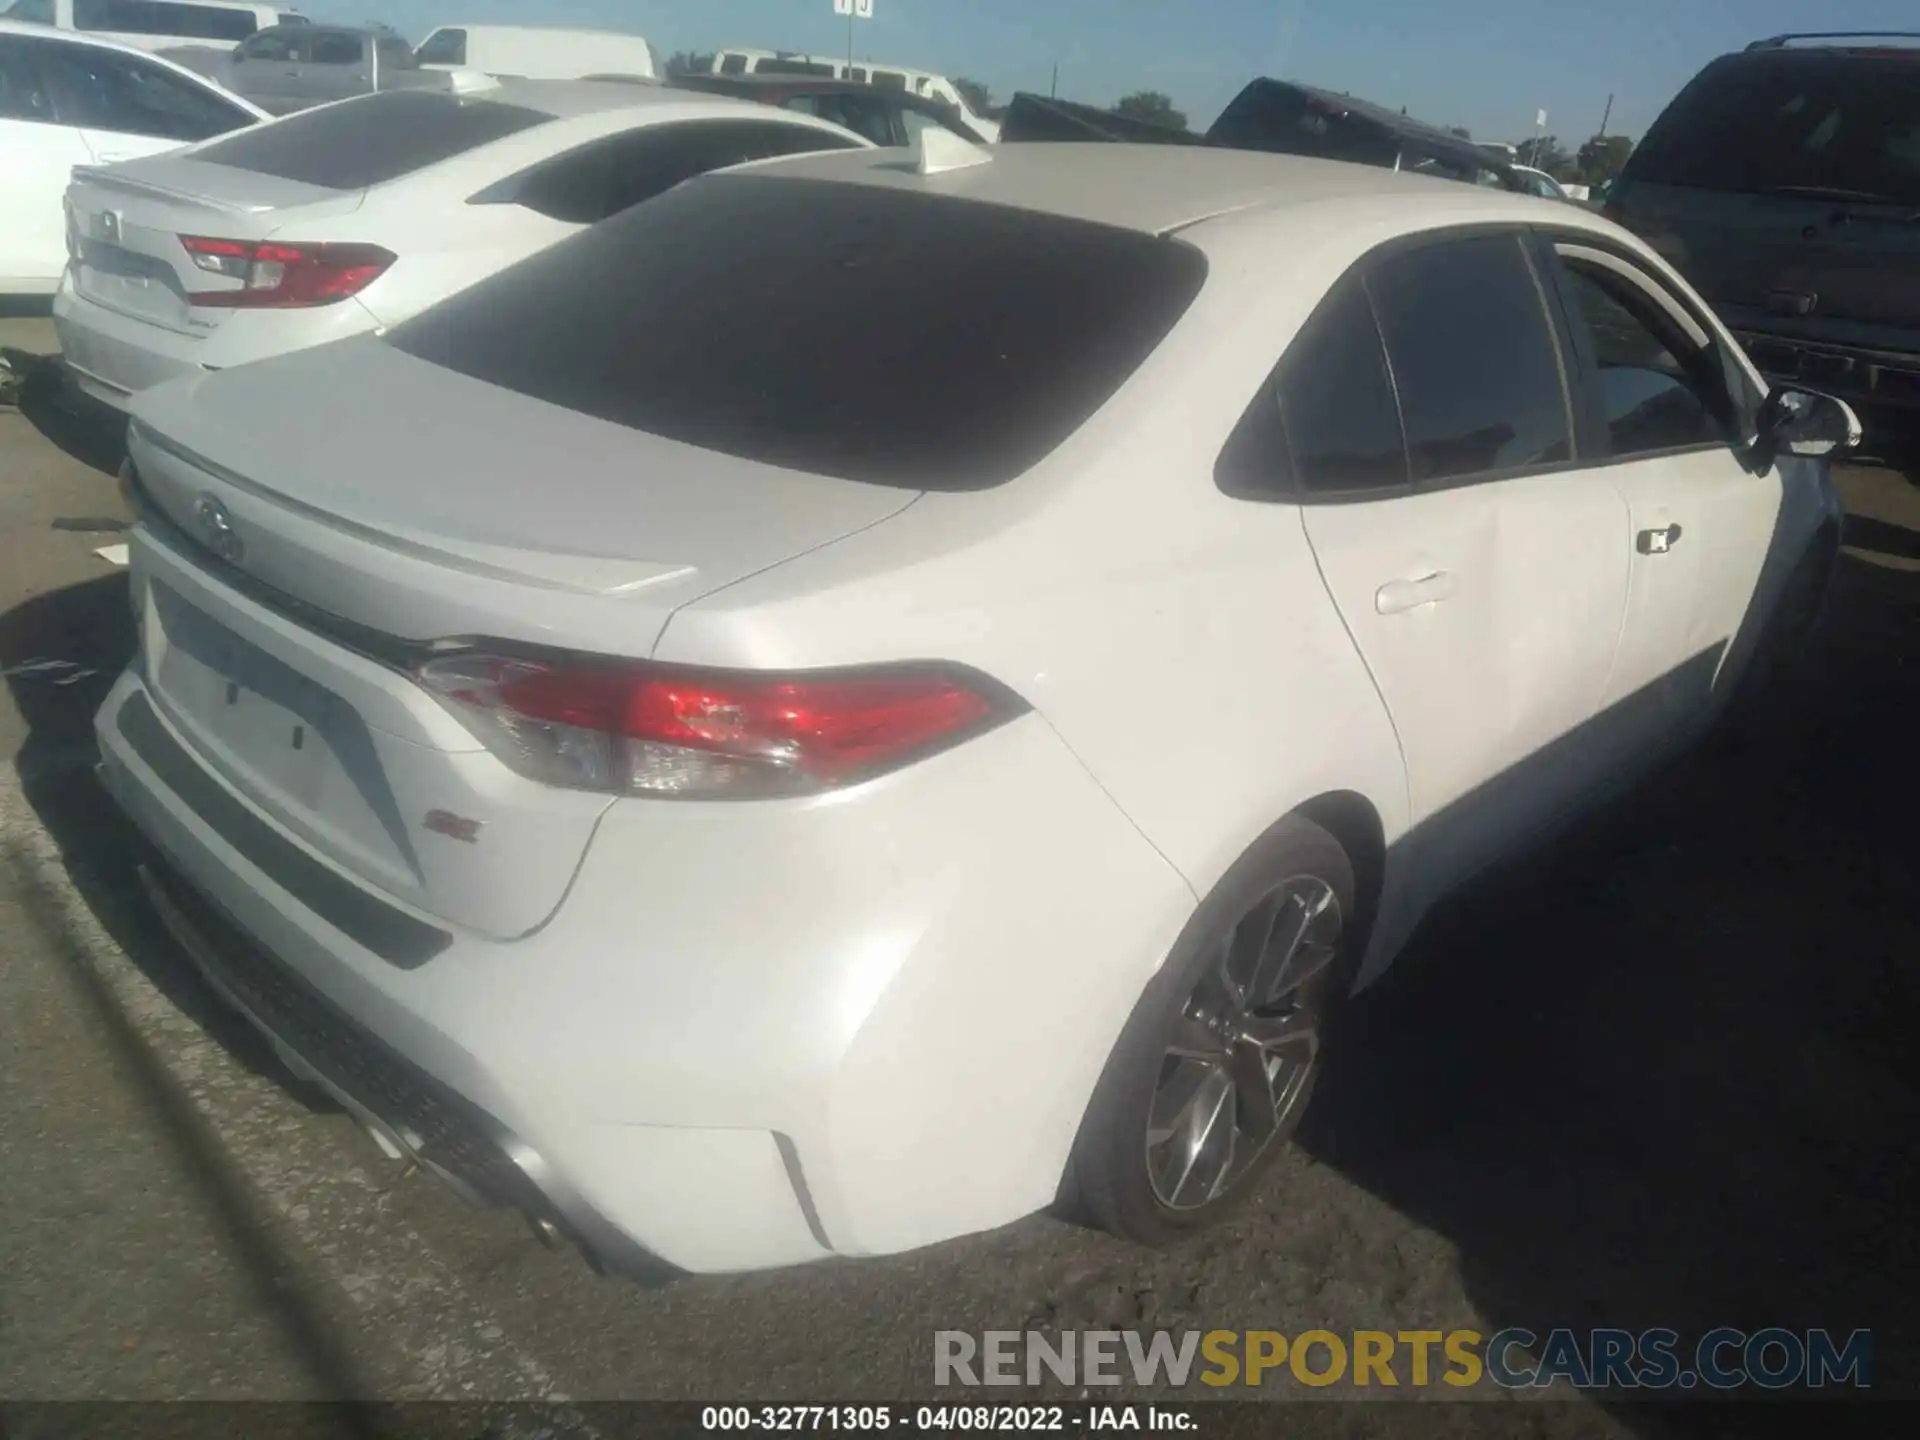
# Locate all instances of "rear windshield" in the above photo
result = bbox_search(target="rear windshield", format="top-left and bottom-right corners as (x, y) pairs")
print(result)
(1629, 55), (1920, 205)
(190, 91), (551, 190)
(1209, 84), (1398, 167)
(385, 174), (1208, 490)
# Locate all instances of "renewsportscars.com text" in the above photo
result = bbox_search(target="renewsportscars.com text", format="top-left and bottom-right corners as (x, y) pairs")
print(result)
(933, 1327), (1872, 1390)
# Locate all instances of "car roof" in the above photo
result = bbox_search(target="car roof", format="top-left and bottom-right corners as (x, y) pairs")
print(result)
(467, 77), (814, 123)
(739, 141), (1558, 235)
(674, 74), (952, 105)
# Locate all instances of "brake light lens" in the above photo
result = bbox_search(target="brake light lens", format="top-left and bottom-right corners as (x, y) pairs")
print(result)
(179, 236), (396, 308)
(414, 652), (1021, 799)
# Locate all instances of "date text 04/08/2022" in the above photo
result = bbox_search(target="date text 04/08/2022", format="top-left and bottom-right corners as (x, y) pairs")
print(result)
(699, 1405), (1198, 1432)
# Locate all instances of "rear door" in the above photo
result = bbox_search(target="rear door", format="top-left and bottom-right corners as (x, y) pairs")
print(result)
(1537, 237), (1783, 743)
(1292, 232), (1630, 886)
(0, 32), (94, 288)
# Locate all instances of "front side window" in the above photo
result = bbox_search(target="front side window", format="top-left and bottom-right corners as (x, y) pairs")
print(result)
(236, 28), (301, 63)
(415, 28), (467, 66)
(390, 175), (1209, 491)
(1367, 233), (1572, 483)
(36, 38), (252, 139)
(1558, 259), (1729, 457)
(307, 32), (362, 66)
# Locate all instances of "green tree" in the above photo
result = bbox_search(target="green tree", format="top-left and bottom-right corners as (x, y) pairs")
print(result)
(1446, 125), (1472, 139)
(1112, 90), (1188, 132)
(1574, 133), (1634, 186)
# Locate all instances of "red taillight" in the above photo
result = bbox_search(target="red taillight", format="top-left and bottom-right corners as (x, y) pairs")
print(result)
(415, 652), (1020, 799)
(179, 235), (396, 308)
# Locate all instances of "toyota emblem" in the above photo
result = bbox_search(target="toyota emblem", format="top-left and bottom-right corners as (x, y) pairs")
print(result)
(195, 493), (244, 564)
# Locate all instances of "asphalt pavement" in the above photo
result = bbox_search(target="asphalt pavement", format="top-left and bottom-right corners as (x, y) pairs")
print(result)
(2, 304), (1914, 1433)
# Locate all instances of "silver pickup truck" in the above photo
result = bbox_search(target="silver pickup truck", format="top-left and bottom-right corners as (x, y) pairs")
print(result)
(163, 23), (453, 115)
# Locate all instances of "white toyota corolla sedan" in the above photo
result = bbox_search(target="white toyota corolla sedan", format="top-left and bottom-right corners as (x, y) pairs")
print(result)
(50, 77), (869, 409)
(94, 136), (1859, 1276)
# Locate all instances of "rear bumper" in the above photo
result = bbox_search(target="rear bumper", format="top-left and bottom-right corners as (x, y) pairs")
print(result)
(52, 273), (379, 411)
(94, 659), (1193, 1273)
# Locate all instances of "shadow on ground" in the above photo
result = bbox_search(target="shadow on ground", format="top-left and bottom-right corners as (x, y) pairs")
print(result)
(6, 354), (130, 477)
(1302, 498), (1920, 1423)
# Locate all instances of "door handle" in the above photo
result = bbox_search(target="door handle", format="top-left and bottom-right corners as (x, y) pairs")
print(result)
(1637, 524), (1684, 555)
(1375, 571), (1457, 615)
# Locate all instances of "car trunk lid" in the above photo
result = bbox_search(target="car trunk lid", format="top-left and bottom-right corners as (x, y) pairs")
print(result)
(123, 338), (922, 937)
(65, 157), (363, 336)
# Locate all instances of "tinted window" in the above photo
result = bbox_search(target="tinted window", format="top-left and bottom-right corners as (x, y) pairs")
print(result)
(1561, 261), (1726, 457)
(758, 58), (836, 77)
(389, 176), (1209, 490)
(1209, 83), (1399, 167)
(307, 31), (361, 66)
(236, 28), (299, 62)
(500, 119), (859, 224)
(4, 0), (55, 24)
(1217, 282), (1408, 499)
(871, 70), (906, 90)
(73, 0), (256, 42)
(192, 91), (551, 188)
(1630, 57), (1920, 205)
(718, 53), (747, 75)
(1368, 235), (1571, 482)
(415, 28), (466, 66)
(36, 38), (251, 139)
(375, 36), (412, 70)
(0, 36), (52, 121)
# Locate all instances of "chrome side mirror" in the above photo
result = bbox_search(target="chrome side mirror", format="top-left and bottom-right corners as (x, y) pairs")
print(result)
(1756, 386), (1863, 460)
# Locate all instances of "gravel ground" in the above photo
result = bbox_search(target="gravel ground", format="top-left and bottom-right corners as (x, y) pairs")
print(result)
(1, 304), (1912, 1434)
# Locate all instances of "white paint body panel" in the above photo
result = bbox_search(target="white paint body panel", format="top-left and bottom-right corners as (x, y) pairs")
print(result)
(94, 145), (1839, 1271)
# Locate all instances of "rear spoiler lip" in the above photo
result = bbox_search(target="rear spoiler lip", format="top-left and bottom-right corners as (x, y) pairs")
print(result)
(68, 166), (273, 215)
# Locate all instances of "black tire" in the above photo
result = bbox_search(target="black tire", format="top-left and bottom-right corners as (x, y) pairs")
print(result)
(1061, 814), (1358, 1246)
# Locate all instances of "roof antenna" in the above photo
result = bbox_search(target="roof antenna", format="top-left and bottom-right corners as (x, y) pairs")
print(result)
(911, 126), (992, 175)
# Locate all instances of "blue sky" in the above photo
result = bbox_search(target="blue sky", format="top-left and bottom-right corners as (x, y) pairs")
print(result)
(328, 1), (1920, 143)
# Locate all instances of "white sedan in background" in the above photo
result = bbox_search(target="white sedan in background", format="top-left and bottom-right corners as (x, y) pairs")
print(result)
(0, 16), (264, 293)
(51, 78), (869, 408)
(96, 140), (1857, 1276)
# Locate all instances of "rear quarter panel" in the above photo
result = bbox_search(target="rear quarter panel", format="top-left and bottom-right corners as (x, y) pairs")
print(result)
(653, 210), (1416, 972)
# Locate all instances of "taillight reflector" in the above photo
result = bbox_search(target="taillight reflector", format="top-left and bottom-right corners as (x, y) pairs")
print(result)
(180, 235), (395, 308)
(415, 652), (1022, 799)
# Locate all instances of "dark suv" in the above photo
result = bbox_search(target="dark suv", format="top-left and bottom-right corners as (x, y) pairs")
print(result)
(1608, 32), (1920, 452)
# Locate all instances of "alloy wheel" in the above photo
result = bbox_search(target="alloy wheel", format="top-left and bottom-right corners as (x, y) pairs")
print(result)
(1145, 875), (1342, 1210)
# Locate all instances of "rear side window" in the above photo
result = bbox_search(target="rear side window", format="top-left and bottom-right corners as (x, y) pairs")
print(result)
(1630, 56), (1920, 205)
(415, 28), (467, 66)
(718, 53), (747, 75)
(388, 175), (1209, 490)
(871, 70), (906, 90)
(1216, 281), (1408, 499)
(73, 0), (258, 43)
(236, 27), (300, 62)
(190, 91), (552, 188)
(758, 58), (836, 77)
(495, 119), (861, 225)
(34, 37), (251, 140)
(1367, 235), (1571, 482)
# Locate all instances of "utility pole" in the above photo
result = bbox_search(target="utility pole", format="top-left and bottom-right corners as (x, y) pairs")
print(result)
(1598, 92), (1613, 139)
(1050, 62), (1058, 97)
